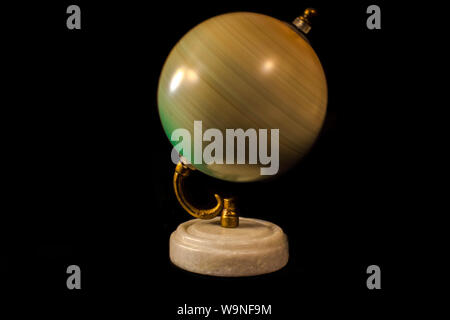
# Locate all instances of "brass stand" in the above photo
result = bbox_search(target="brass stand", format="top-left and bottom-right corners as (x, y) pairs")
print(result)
(173, 162), (239, 228)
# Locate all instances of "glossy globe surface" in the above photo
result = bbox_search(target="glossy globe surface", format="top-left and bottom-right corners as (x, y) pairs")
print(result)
(158, 12), (327, 182)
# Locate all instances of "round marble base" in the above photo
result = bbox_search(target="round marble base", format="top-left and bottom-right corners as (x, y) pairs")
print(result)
(169, 217), (289, 277)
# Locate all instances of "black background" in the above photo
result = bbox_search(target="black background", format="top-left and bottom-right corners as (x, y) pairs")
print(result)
(2, 0), (426, 316)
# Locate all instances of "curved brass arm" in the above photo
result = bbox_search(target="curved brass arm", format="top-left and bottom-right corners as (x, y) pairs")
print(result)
(173, 162), (239, 228)
(173, 162), (223, 219)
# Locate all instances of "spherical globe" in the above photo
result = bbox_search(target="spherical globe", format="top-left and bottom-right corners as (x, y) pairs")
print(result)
(158, 12), (327, 182)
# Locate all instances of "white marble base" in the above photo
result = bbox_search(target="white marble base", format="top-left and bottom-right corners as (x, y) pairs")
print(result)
(169, 217), (289, 277)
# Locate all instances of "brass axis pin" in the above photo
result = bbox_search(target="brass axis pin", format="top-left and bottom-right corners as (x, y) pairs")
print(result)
(293, 8), (318, 34)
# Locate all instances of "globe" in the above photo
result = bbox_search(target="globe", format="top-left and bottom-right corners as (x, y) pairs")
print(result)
(158, 12), (327, 182)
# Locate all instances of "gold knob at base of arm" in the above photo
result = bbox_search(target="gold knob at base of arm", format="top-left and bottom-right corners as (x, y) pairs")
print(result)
(221, 198), (239, 228)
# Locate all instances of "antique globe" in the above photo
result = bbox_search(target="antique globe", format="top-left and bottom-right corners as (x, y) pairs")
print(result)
(158, 11), (327, 182)
(158, 10), (328, 277)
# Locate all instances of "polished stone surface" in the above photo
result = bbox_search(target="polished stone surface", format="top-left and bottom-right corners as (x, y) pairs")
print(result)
(158, 12), (327, 182)
(170, 217), (289, 277)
